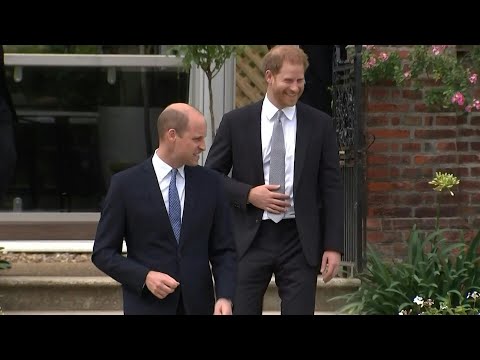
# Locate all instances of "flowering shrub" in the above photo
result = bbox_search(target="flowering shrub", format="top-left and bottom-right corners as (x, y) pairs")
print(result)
(362, 45), (480, 113)
(399, 292), (479, 315)
(361, 45), (404, 85)
(334, 173), (480, 315)
(0, 247), (10, 271)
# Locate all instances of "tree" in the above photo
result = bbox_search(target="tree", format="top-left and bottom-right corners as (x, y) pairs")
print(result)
(172, 45), (240, 140)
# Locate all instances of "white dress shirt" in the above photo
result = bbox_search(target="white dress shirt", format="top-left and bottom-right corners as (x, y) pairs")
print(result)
(261, 96), (296, 220)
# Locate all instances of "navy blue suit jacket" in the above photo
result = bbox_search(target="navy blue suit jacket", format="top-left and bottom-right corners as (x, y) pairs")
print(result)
(92, 158), (237, 315)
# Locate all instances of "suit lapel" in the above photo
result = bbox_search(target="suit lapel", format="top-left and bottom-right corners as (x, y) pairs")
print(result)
(248, 102), (265, 184)
(179, 166), (195, 249)
(294, 104), (312, 191)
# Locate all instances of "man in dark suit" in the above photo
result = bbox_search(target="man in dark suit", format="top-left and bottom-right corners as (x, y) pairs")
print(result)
(266, 45), (334, 115)
(298, 45), (334, 115)
(92, 103), (237, 315)
(0, 45), (17, 204)
(266, 45), (348, 115)
(205, 45), (344, 315)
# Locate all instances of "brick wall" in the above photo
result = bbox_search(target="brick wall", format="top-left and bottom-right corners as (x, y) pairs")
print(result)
(365, 55), (480, 259)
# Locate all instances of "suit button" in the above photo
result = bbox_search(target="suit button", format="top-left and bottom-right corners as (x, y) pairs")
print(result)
(255, 219), (259, 223)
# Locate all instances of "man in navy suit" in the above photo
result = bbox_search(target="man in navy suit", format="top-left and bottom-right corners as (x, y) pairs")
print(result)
(0, 45), (17, 204)
(205, 46), (344, 315)
(92, 103), (236, 315)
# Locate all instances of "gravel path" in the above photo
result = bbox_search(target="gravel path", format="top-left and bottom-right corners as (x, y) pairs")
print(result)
(2, 253), (91, 263)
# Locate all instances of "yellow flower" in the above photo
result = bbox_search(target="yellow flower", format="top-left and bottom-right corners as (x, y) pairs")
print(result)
(428, 172), (460, 196)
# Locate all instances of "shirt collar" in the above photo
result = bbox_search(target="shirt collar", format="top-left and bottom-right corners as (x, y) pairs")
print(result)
(152, 150), (185, 181)
(263, 95), (296, 121)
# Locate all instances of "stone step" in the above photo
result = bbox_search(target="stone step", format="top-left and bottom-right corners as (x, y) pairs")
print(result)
(0, 276), (122, 311)
(4, 310), (124, 315)
(0, 213), (99, 240)
(0, 262), (359, 312)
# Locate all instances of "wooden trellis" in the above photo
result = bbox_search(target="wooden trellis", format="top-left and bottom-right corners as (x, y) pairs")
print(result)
(235, 46), (267, 108)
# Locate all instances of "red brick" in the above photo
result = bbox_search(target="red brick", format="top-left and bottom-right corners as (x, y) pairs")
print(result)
(459, 128), (480, 137)
(414, 155), (457, 165)
(459, 180), (480, 191)
(415, 129), (457, 139)
(368, 142), (389, 152)
(471, 142), (480, 151)
(371, 207), (412, 217)
(402, 90), (423, 100)
(366, 218), (382, 230)
(402, 116), (422, 126)
(367, 167), (389, 178)
(391, 143), (400, 152)
(459, 154), (480, 163)
(471, 116), (480, 126)
(402, 143), (421, 152)
(390, 167), (401, 177)
(367, 103), (410, 113)
(368, 182), (394, 192)
(367, 231), (385, 243)
(367, 88), (390, 101)
(436, 116), (461, 126)
(471, 167), (480, 176)
(368, 155), (390, 165)
(368, 193), (390, 204)
(414, 103), (428, 112)
(391, 117), (400, 126)
(436, 142), (457, 151)
(402, 167), (434, 177)
(367, 116), (389, 127)
(370, 129), (410, 139)
(424, 116), (434, 125)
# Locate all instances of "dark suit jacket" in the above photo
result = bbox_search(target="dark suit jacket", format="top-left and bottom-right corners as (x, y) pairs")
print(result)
(205, 100), (344, 267)
(0, 45), (17, 202)
(92, 158), (237, 315)
(299, 45), (334, 115)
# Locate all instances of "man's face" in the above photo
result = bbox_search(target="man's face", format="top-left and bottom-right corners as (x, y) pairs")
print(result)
(175, 114), (206, 166)
(266, 61), (305, 109)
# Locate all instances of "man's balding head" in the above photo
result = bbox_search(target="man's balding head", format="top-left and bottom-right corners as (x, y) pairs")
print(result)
(155, 103), (206, 168)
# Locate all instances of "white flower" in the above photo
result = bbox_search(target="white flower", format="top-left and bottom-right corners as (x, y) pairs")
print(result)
(467, 291), (479, 300)
(413, 296), (424, 306)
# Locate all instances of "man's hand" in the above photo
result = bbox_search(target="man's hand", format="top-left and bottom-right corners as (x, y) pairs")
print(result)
(213, 298), (233, 315)
(320, 250), (341, 283)
(145, 271), (180, 299)
(248, 184), (290, 213)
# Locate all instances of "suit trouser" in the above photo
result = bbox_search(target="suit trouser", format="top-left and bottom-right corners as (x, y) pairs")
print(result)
(233, 218), (318, 315)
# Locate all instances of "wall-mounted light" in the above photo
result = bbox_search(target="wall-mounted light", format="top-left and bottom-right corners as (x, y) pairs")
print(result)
(107, 67), (116, 85)
(13, 66), (23, 82)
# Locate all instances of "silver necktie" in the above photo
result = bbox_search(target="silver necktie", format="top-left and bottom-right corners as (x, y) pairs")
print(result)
(267, 110), (286, 223)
